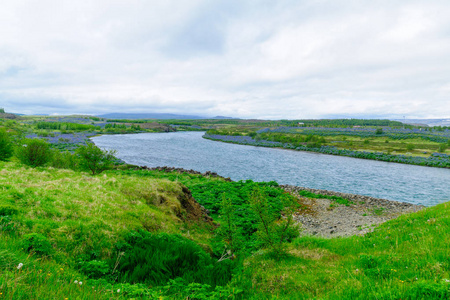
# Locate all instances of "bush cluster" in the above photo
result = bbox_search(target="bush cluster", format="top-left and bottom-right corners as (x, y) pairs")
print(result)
(16, 138), (52, 167)
(3, 134), (118, 174)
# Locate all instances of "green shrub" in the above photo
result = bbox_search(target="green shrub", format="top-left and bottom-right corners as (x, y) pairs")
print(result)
(51, 150), (79, 170)
(16, 138), (52, 167)
(21, 233), (52, 256)
(79, 259), (111, 279)
(76, 143), (117, 175)
(0, 215), (16, 232)
(0, 204), (19, 216)
(250, 187), (300, 257)
(189, 180), (290, 237)
(0, 128), (14, 161)
(215, 194), (243, 253)
(116, 231), (236, 287)
(406, 143), (415, 151)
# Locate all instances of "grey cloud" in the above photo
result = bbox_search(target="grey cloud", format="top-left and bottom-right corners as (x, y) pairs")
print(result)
(161, 1), (243, 58)
(1, 1), (450, 119)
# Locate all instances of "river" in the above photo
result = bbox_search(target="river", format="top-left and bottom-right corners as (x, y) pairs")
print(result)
(92, 131), (450, 206)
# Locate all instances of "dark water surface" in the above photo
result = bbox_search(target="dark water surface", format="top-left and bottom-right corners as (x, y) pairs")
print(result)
(92, 132), (450, 206)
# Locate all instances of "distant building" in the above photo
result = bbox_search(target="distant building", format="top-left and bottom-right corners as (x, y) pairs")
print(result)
(298, 122), (304, 126)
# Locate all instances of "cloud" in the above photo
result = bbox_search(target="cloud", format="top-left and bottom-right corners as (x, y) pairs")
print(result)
(1, 0), (450, 119)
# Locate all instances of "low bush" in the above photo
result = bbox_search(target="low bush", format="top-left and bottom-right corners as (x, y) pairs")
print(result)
(0, 128), (14, 161)
(79, 259), (111, 279)
(21, 233), (52, 256)
(51, 150), (79, 170)
(115, 231), (236, 287)
(16, 138), (52, 167)
(0, 204), (19, 216)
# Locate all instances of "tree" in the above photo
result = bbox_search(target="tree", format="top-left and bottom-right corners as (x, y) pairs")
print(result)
(76, 143), (117, 175)
(249, 187), (300, 257)
(216, 194), (243, 258)
(0, 128), (13, 161)
(16, 138), (52, 167)
(0, 108), (5, 113)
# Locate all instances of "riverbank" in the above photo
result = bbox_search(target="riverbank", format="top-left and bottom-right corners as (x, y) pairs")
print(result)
(131, 165), (425, 238)
(282, 185), (424, 237)
(203, 133), (450, 169)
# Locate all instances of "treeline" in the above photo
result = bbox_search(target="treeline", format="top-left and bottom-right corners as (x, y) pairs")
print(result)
(160, 118), (407, 128)
(106, 119), (149, 123)
(35, 122), (98, 131)
(108, 118), (407, 129)
(290, 119), (405, 127)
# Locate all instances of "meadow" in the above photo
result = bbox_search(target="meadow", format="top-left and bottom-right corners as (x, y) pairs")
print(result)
(1, 114), (450, 299)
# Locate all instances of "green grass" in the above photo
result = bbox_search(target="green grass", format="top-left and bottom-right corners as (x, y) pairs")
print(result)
(241, 202), (450, 299)
(2, 160), (450, 299)
(0, 162), (220, 299)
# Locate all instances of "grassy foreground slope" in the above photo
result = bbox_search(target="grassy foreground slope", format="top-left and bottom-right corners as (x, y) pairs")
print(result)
(243, 201), (450, 299)
(1, 162), (450, 299)
(0, 162), (218, 299)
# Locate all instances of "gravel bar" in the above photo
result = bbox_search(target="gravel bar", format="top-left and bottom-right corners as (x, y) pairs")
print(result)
(281, 184), (425, 238)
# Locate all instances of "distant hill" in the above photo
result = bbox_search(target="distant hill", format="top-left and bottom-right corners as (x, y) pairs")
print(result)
(97, 113), (206, 120)
(393, 118), (450, 127)
(211, 116), (239, 119)
(97, 113), (237, 120)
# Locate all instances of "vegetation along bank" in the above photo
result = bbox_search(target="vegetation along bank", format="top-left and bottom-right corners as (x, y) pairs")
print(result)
(204, 129), (450, 168)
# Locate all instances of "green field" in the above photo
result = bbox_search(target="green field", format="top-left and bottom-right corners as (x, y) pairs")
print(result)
(1, 163), (450, 299)
(2, 115), (450, 299)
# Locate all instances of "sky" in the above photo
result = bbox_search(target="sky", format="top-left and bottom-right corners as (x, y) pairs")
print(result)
(1, 1), (450, 119)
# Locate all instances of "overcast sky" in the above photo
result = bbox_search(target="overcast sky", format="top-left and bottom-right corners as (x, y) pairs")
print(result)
(1, 1), (450, 119)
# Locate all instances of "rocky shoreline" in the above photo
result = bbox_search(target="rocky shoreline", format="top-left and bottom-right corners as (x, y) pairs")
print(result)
(282, 185), (424, 237)
(134, 165), (426, 238)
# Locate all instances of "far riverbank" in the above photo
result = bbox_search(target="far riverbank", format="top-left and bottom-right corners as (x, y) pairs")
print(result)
(203, 133), (450, 169)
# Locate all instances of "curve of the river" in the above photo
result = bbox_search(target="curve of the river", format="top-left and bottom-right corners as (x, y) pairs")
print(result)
(92, 131), (450, 206)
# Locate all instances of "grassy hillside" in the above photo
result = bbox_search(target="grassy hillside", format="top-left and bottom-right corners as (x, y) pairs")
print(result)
(0, 162), (222, 299)
(242, 201), (450, 299)
(2, 114), (450, 299)
(1, 163), (450, 299)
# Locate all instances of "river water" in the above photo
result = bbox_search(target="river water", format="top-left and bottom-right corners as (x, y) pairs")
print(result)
(92, 131), (450, 206)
